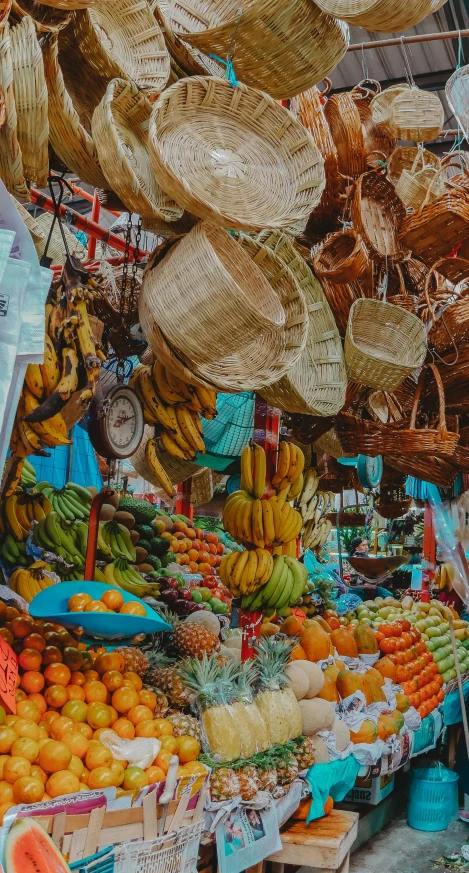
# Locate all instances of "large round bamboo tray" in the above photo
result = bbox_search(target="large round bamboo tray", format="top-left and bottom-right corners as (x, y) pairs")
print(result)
(446, 65), (469, 142)
(312, 0), (434, 32)
(141, 211), (198, 238)
(345, 298), (427, 391)
(256, 229), (347, 417)
(389, 88), (444, 142)
(66, 1), (169, 96)
(370, 84), (410, 137)
(11, 0), (70, 31)
(10, 16), (48, 186)
(139, 221), (285, 368)
(351, 170), (407, 262)
(0, 23), (28, 200)
(155, 0), (223, 77)
(40, 0), (114, 9)
(42, 35), (107, 189)
(92, 79), (182, 223)
(172, 0), (349, 101)
(324, 92), (367, 178)
(148, 76), (325, 233)
(313, 228), (368, 283)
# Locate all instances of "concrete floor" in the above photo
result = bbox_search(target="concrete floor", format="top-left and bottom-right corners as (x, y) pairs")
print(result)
(350, 812), (469, 873)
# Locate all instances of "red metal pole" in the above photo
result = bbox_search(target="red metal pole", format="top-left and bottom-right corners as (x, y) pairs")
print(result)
(176, 479), (192, 518)
(87, 191), (101, 261)
(84, 489), (115, 581)
(54, 179), (121, 217)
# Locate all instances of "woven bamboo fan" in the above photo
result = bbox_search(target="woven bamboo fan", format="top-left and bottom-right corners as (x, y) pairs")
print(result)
(256, 229), (347, 417)
(10, 16), (48, 186)
(11, 0), (70, 31)
(92, 79), (182, 223)
(370, 84), (410, 137)
(351, 170), (407, 262)
(312, 0), (434, 31)
(324, 92), (367, 178)
(0, 24), (28, 200)
(387, 146), (440, 186)
(313, 228), (368, 283)
(179, 0), (349, 100)
(67, 1), (170, 96)
(389, 88), (444, 142)
(345, 298), (427, 391)
(33, 211), (86, 264)
(400, 191), (469, 275)
(148, 76), (326, 233)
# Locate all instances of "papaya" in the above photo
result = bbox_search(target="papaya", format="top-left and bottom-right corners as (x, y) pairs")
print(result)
(324, 663), (341, 683)
(316, 674), (339, 703)
(377, 714), (398, 740)
(374, 656), (397, 683)
(391, 710), (405, 732)
(293, 797), (311, 820)
(5, 817), (71, 873)
(330, 628), (359, 658)
(314, 617), (332, 634)
(354, 624), (378, 655)
(367, 666), (385, 687)
(335, 658), (346, 671)
(336, 669), (370, 703)
(350, 719), (378, 744)
(280, 616), (302, 636)
(395, 693), (410, 713)
(290, 643), (308, 661)
(300, 621), (331, 661)
(363, 674), (386, 703)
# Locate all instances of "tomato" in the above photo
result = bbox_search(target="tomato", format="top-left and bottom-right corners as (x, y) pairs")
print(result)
(378, 624), (400, 638)
(326, 618), (340, 630)
(401, 632), (413, 648)
(395, 638), (406, 652)
(379, 638), (397, 654)
(395, 652), (406, 666)
(375, 632), (385, 643)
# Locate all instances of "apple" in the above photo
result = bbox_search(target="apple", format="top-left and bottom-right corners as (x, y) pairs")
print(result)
(198, 587), (212, 602)
(160, 589), (178, 605)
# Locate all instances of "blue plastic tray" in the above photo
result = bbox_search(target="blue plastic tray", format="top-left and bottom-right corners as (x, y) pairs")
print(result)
(29, 581), (171, 639)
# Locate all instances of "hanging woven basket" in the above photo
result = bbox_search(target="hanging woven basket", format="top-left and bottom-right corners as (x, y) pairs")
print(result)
(10, 16), (48, 186)
(345, 297), (427, 391)
(324, 92), (367, 178)
(313, 228), (368, 283)
(33, 212), (86, 264)
(389, 88), (444, 142)
(376, 486), (411, 519)
(148, 75), (326, 233)
(385, 453), (457, 489)
(154, 0), (224, 78)
(370, 84), (410, 137)
(0, 0), (11, 27)
(400, 188), (469, 275)
(0, 23), (28, 200)
(351, 79), (396, 165)
(11, 0), (70, 30)
(387, 146), (440, 184)
(38, 0), (115, 9)
(312, 0), (434, 31)
(351, 170), (407, 262)
(446, 64), (469, 142)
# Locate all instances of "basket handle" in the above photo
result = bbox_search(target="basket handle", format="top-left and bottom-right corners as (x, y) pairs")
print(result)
(317, 77), (332, 98)
(409, 363), (448, 435)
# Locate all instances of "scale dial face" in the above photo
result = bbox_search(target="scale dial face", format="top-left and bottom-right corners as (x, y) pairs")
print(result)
(357, 454), (383, 489)
(89, 384), (144, 460)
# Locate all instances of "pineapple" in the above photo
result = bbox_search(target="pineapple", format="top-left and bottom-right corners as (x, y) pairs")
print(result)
(276, 753), (299, 787)
(257, 767), (278, 793)
(173, 618), (220, 659)
(114, 645), (149, 676)
(280, 684), (303, 740)
(143, 685), (169, 718)
(295, 736), (315, 771)
(145, 651), (193, 707)
(254, 638), (295, 746)
(235, 661), (270, 756)
(179, 654), (241, 763)
(210, 768), (240, 802)
(167, 712), (202, 743)
(238, 766), (261, 801)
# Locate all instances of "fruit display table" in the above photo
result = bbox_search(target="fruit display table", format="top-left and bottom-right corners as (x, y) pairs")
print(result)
(267, 809), (359, 873)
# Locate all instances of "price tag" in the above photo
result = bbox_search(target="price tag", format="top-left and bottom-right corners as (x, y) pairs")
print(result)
(0, 636), (17, 713)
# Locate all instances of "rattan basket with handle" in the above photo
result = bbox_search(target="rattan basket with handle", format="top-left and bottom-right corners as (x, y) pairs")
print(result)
(385, 453), (457, 488)
(400, 187), (469, 274)
(313, 228), (368, 283)
(0, 23), (28, 200)
(351, 170), (407, 262)
(11, 0), (70, 31)
(148, 76), (326, 233)
(396, 166), (446, 211)
(312, 0), (434, 31)
(324, 91), (367, 178)
(92, 79), (183, 223)
(10, 15), (48, 186)
(33, 211), (86, 264)
(370, 84), (410, 137)
(389, 88), (444, 142)
(179, 0), (349, 101)
(387, 145), (440, 185)
(345, 297), (427, 391)
(351, 79), (396, 164)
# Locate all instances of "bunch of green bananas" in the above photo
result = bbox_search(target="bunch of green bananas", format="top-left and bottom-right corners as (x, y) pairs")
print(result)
(33, 511), (88, 568)
(97, 521), (136, 563)
(240, 555), (308, 617)
(104, 558), (161, 599)
(1, 534), (29, 566)
(34, 481), (92, 521)
(21, 459), (37, 488)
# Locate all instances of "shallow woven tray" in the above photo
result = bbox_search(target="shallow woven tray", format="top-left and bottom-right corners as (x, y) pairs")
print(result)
(324, 91), (367, 178)
(257, 229), (347, 417)
(11, 0), (70, 30)
(92, 78), (183, 223)
(40, 0), (115, 8)
(155, 0), (223, 77)
(0, 23), (28, 200)
(312, 0), (434, 33)
(10, 15), (48, 186)
(148, 76), (326, 233)
(351, 170), (407, 262)
(389, 88), (444, 142)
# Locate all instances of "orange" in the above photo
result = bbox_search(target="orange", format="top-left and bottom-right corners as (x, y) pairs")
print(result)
(44, 663), (71, 687)
(62, 648), (84, 672)
(30, 765), (48, 786)
(10, 617), (33, 639)
(177, 766), (189, 779)
(61, 700), (88, 723)
(39, 740), (72, 773)
(20, 671), (45, 695)
(85, 742), (112, 770)
(123, 672), (143, 691)
(5, 716), (17, 727)
(23, 633), (45, 653)
(107, 706), (118, 725)
(37, 725), (50, 740)
(87, 703), (112, 730)
(81, 766), (90, 785)
(100, 590), (124, 611)
(11, 737), (39, 763)
(40, 710), (59, 726)
(109, 761), (125, 787)
(145, 765), (166, 785)
(102, 671), (123, 692)
(62, 729), (89, 760)
(0, 629), (13, 647)
(0, 802), (14, 824)
(0, 780), (13, 802)
(42, 646), (62, 666)
(27, 693), (47, 715)
(159, 735), (178, 754)
(84, 681), (107, 704)
(122, 767), (149, 790)
(50, 716), (75, 740)
(120, 601), (146, 617)
(135, 720), (158, 739)
(66, 685), (86, 702)
(70, 671), (86, 686)
(16, 699), (42, 724)
(113, 718), (135, 739)
(14, 719), (39, 741)
(4, 756), (32, 783)
(79, 724), (93, 739)
(112, 686), (140, 714)
(13, 775), (45, 804)
(18, 648), (42, 672)
(68, 755), (84, 780)
(37, 738), (52, 752)
(45, 685), (68, 709)
(46, 770), (80, 798)
(68, 593), (93, 612)
(84, 601), (107, 613)
(177, 736), (200, 763)
(183, 761), (207, 776)
(92, 728), (108, 741)
(139, 690), (156, 711)
(0, 756), (8, 778)
(127, 705), (153, 726)
(88, 766), (115, 790)
(15, 690), (27, 703)
(154, 750), (172, 775)
(154, 719), (173, 737)
(94, 653), (125, 675)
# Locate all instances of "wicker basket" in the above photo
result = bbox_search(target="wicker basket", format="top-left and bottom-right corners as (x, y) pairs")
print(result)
(181, 0), (349, 101)
(13, 196), (44, 243)
(387, 146), (440, 186)
(376, 486), (411, 519)
(316, 274), (361, 337)
(256, 229), (347, 417)
(400, 190), (469, 274)
(33, 211), (86, 264)
(394, 147), (446, 210)
(92, 79), (182, 223)
(351, 170), (407, 262)
(370, 84), (410, 137)
(154, 0), (223, 78)
(39, 0), (115, 8)
(389, 88), (444, 142)
(0, 0), (11, 27)
(345, 298), (427, 391)
(10, 15), (48, 186)
(190, 467), (213, 507)
(11, 0), (70, 31)
(0, 23), (28, 200)
(427, 283), (469, 354)
(351, 79), (396, 164)
(324, 92), (367, 178)
(313, 0), (434, 31)
(313, 228), (368, 283)
(446, 65), (469, 142)
(65, 1), (170, 96)
(386, 453), (457, 488)
(148, 76), (326, 233)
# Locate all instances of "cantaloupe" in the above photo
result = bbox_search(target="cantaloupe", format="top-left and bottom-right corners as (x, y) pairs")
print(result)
(285, 664), (310, 700)
(299, 698), (335, 735)
(292, 660), (325, 698)
(311, 735), (329, 763)
(5, 817), (71, 873)
(330, 628), (359, 658)
(332, 717), (350, 751)
(350, 719), (378, 745)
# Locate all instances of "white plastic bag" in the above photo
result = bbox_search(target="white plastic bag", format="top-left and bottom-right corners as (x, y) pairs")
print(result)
(100, 730), (161, 770)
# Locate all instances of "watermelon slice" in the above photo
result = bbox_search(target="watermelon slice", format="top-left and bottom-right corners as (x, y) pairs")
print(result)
(5, 817), (71, 873)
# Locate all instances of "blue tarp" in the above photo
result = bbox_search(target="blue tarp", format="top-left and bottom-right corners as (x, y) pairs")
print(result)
(27, 422), (102, 491)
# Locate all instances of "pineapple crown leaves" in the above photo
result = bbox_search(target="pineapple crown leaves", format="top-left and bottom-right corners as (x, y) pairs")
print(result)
(177, 652), (223, 709)
(199, 738), (305, 772)
(218, 660), (242, 704)
(236, 659), (259, 700)
(253, 637), (296, 692)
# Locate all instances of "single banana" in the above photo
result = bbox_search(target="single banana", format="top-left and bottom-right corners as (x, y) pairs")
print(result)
(268, 495), (283, 542)
(289, 472), (304, 500)
(175, 405), (206, 453)
(252, 442), (266, 499)
(5, 495), (27, 540)
(240, 444), (254, 496)
(145, 439), (175, 497)
(160, 429), (195, 461)
(23, 388), (70, 447)
(194, 384), (217, 418)
(24, 348), (79, 422)
(251, 499), (265, 549)
(230, 550), (250, 589)
(164, 366), (194, 403)
(25, 364), (45, 401)
(272, 441), (290, 488)
(152, 360), (185, 405)
(41, 333), (61, 395)
(261, 499), (275, 547)
(139, 368), (179, 433)
(164, 405), (196, 454)
(240, 550), (258, 594)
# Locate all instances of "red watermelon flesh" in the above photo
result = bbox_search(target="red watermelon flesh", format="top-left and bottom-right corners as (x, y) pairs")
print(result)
(5, 817), (71, 873)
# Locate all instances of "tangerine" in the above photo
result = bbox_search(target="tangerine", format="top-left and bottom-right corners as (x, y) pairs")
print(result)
(44, 663), (71, 687)
(13, 776), (44, 804)
(100, 590), (124, 611)
(94, 653), (125, 675)
(107, 706), (118, 725)
(61, 700), (88, 723)
(40, 710), (59, 726)
(85, 742), (112, 770)
(30, 765), (47, 785)
(62, 729), (89, 760)
(66, 685), (86, 702)
(0, 756), (8, 778)
(79, 724), (93, 739)
(45, 685), (68, 709)
(113, 718), (135, 739)
(68, 755), (84, 780)
(154, 719), (173, 737)
(18, 649), (42, 672)
(84, 681), (107, 703)
(0, 629), (13, 646)
(102, 671), (123, 692)
(87, 703), (112, 730)
(70, 671), (86, 686)
(42, 646), (62, 665)
(27, 693), (47, 715)
(84, 601), (108, 613)
(123, 672), (143, 691)
(145, 765), (166, 784)
(4, 756), (31, 783)
(0, 802), (14, 824)
(46, 770), (80, 798)
(112, 686), (140, 714)
(122, 766), (149, 790)
(68, 594), (93, 612)
(88, 766), (115, 790)
(16, 699), (41, 723)
(0, 780), (13, 802)
(159, 735), (178, 754)
(135, 721), (158, 738)
(39, 740), (72, 773)
(127, 705), (153, 726)
(139, 690), (156, 710)
(63, 648), (83, 671)
(120, 601), (146, 617)
(154, 750), (172, 775)
(14, 719), (39, 741)
(109, 761), (125, 786)
(83, 670), (100, 683)
(23, 633), (45, 653)
(20, 670), (45, 697)
(10, 617), (33, 639)
(11, 737), (39, 763)
(50, 716), (75, 740)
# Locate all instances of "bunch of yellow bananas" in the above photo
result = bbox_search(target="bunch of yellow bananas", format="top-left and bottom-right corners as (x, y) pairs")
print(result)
(129, 360), (217, 462)
(219, 548), (273, 597)
(272, 442), (305, 497)
(2, 491), (52, 541)
(223, 490), (302, 548)
(9, 561), (55, 602)
(240, 441), (266, 498)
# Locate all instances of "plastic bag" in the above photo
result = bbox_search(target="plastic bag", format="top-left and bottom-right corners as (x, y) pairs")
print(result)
(100, 730), (160, 770)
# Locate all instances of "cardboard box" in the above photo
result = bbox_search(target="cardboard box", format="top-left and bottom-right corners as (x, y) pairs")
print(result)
(344, 772), (394, 805)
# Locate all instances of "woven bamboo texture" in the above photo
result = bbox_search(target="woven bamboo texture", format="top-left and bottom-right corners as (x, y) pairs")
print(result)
(149, 76), (326, 233)
(345, 298), (427, 391)
(400, 191), (469, 272)
(181, 0), (349, 101)
(0, 23), (28, 200)
(11, 0), (70, 31)
(428, 287), (469, 353)
(316, 275), (361, 337)
(10, 15), (48, 186)
(33, 211), (86, 264)
(446, 65), (469, 142)
(155, 0), (223, 77)
(141, 211), (199, 238)
(139, 221), (285, 370)
(92, 79), (182, 223)
(42, 34), (107, 189)
(66, 1), (169, 96)
(389, 88), (444, 142)
(0, 0), (11, 27)
(376, 486), (411, 519)
(370, 84), (410, 137)
(313, 228), (368, 283)
(40, 0), (115, 9)
(351, 79), (396, 164)
(257, 229), (347, 416)
(0, 86), (4, 128)
(97, 259), (142, 321)
(394, 147), (446, 210)
(387, 146), (440, 185)
(324, 92), (367, 178)
(314, 427), (349, 459)
(386, 453), (457, 488)
(351, 170), (407, 262)
(312, 0), (434, 31)
(13, 195), (44, 243)
(420, 344), (469, 414)
(190, 467), (213, 507)
(130, 426), (177, 494)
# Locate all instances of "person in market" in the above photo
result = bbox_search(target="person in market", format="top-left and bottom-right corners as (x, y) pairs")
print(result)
(347, 536), (393, 600)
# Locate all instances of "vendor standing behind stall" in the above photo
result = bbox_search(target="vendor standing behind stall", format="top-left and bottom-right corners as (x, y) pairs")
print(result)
(348, 536), (393, 600)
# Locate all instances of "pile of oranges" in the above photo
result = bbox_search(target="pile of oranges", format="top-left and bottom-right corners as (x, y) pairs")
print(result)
(68, 590), (146, 616)
(159, 520), (225, 573)
(0, 603), (203, 820)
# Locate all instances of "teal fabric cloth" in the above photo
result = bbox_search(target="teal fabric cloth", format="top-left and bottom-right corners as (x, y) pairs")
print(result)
(442, 680), (469, 726)
(305, 756), (361, 822)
